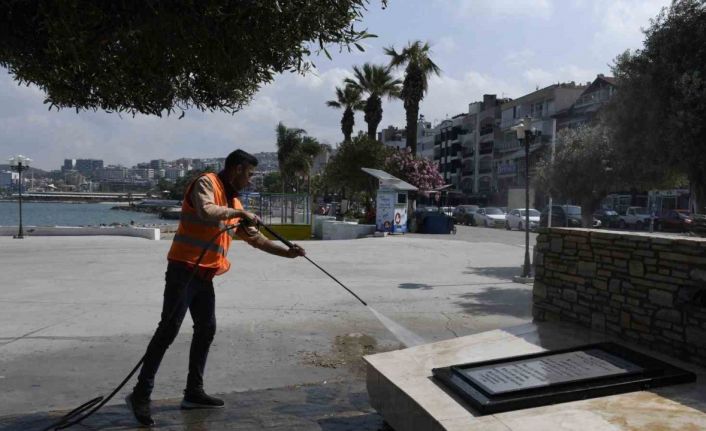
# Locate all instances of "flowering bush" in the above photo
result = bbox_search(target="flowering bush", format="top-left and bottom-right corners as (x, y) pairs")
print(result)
(384, 148), (445, 191)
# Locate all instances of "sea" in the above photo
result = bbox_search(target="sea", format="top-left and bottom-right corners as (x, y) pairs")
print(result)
(0, 201), (177, 227)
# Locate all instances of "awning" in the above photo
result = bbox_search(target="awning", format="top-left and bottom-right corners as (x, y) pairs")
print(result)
(362, 168), (418, 191)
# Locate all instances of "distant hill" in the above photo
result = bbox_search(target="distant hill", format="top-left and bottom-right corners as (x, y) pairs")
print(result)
(0, 165), (50, 177)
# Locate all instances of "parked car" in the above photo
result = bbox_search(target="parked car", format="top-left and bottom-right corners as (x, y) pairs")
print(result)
(540, 205), (602, 228)
(618, 206), (653, 230)
(452, 205), (479, 225)
(657, 209), (692, 232)
(505, 208), (540, 231)
(474, 207), (507, 228)
(593, 208), (620, 228)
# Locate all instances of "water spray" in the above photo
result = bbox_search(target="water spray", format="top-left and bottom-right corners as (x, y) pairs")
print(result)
(259, 222), (425, 347)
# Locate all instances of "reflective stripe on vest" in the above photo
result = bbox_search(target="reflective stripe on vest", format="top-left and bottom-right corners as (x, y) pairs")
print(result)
(167, 173), (241, 275)
(172, 233), (227, 256)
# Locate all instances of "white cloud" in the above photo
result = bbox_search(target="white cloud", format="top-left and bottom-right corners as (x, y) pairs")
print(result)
(453, 0), (554, 19)
(434, 36), (458, 56)
(590, 0), (670, 58)
(523, 65), (596, 89)
(504, 49), (536, 67)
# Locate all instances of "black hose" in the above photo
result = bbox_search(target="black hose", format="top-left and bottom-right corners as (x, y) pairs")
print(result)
(40, 223), (241, 431)
(258, 223), (368, 306)
(41, 218), (368, 430)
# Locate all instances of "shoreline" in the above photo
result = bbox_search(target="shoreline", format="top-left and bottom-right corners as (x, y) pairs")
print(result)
(0, 199), (130, 205)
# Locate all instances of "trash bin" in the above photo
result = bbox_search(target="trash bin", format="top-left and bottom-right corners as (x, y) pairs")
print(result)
(422, 212), (454, 234)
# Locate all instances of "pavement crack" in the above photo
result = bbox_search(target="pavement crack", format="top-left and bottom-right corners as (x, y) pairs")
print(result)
(0, 309), (90, 349)
(441, 312), (460, 338)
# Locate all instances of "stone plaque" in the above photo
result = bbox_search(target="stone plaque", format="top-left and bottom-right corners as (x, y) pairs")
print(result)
(432, 343), (696, 414)
(462, 349), (643, 395)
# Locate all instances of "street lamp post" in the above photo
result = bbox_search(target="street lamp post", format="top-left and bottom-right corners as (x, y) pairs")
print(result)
(511, 118), (541, 279)
(8, 155), (32, 239)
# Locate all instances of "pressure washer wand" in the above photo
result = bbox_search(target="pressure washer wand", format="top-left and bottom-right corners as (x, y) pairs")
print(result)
(257, 222), (368, 307)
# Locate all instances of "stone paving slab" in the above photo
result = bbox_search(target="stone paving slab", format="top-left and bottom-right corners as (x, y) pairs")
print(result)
(0, 381), (387, 431)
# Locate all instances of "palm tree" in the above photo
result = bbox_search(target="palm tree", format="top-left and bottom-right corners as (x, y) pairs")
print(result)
(385, 41), (441, 154)
(344, 63), (401, 140)
(276, 122), (324, 222)
(326, 85), (365, 142)
(275, 122), (324, 192)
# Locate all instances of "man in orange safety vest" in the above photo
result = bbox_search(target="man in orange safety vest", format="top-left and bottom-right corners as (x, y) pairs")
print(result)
(126, 149), (305, 426)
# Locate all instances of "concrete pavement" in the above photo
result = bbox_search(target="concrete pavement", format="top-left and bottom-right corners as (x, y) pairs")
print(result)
(0, 225), (534, 428)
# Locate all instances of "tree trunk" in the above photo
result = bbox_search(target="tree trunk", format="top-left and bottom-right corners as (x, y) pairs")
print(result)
(689, 171), (706, 215)
(364, 95), (382, 140)
(582, 199), (600, 229)
(342, 107), (354, 142)
(405, 101), (419, 155)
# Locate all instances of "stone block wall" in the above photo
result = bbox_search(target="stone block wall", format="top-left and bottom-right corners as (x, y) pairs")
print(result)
(533, 228), (706, 365)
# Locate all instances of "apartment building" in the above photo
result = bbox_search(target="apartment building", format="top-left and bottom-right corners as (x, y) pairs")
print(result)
(378, 125), (406, 149)
(554, 74), (617, 130)
(428, 94), (507, 203)
(494, 82), (587, 205)
(95, 165), (128, 181)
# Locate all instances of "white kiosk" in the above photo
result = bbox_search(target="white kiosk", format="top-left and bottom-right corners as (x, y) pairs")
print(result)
(362, 168), (417, 234)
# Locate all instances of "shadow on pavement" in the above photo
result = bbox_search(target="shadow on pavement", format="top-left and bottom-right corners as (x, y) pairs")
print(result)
(454, 286), (533, 318)
(462, 266), (521, 280)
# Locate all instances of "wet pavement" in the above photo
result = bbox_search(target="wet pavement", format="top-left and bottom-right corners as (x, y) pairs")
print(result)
(0, 380), (388, 431)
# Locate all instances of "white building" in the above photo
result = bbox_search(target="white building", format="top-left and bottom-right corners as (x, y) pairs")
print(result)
(0, 171), (18, 188)
(165, 167), (185, 180)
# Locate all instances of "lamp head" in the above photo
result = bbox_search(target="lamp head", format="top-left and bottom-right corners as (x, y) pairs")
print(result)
(510, 117), (532, 139)
(10, 155), (31, 167)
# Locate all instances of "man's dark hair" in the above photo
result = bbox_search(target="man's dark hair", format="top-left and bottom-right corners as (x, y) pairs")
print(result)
(224, 149), (258, 170)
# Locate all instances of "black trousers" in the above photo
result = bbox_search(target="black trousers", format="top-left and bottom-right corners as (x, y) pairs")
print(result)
(134, 262), (216, 398)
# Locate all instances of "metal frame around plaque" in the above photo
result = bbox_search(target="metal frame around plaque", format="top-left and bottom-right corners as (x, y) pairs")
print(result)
(432, 342), (696, 415)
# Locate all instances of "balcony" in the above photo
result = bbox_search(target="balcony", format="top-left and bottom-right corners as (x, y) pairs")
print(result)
(451, 143), (462, 153)
(479, 125), (494, 135)
(495, 140), (521, 153)
(462, 167), (474, 176)
(479, 167), (492, 174)
(463, 148), (474, 158)
(479, 141), (494, 155)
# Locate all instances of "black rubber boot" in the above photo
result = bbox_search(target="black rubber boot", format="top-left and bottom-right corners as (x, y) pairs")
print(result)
(125, 392), (155, 426)
(181, 389), (225, 410)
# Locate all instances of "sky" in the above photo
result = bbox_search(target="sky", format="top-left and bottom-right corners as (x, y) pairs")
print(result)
(1, 0), (671, 171)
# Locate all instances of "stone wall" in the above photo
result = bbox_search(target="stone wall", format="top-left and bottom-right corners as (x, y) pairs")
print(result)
(533, 228), (706, 365)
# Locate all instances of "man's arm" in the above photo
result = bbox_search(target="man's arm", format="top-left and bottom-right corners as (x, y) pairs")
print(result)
(236, 228), (306, 258)
(191, 176), (253, 222)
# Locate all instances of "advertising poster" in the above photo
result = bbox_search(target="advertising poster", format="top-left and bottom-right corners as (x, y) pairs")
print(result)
(393, 205), (408, 233)
(376, 190), (396, 232)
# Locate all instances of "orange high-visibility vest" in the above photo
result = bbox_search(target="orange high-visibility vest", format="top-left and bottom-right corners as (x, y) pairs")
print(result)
(167, 173), (243, 275)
